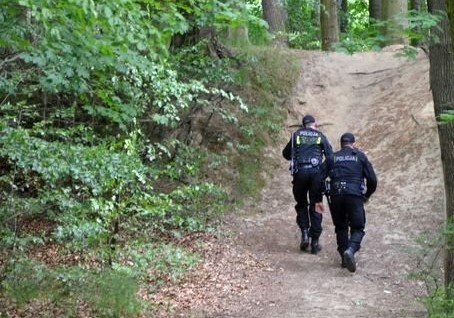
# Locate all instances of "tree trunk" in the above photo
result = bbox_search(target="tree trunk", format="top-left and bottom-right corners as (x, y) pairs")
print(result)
(339, 0), (348, 33)
(369, 0), (382, 21)
(312, 0), (321, 27)
(410, 0), (422, 11)
(428, 0), (454, 288)
(382, 0), (408, 44)
(320, 0), (339, 51)
(262, 0), (288, 47)
(447, 0), (454, 53)
(441, 0), (454, 296)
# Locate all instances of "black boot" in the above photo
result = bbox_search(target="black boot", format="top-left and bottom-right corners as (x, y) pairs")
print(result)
(343, 247), (356, 272)
(341, 257), (347, 268)
(311, 237), (321, 255)
(300, 228), (309, 251)
(340, 251), (346, 268)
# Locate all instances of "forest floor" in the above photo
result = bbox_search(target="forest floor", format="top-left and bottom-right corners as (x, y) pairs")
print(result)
(153, 46), (446, 318)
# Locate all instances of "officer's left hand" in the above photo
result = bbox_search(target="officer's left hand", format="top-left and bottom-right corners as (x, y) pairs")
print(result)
(315, 202), (325, 214)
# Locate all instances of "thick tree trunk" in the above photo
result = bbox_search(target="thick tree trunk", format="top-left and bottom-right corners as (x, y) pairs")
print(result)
(382, 0), (408, 44)
(443, 0), (454, 287)
(428, 0), (454, 288)
(320, 0), (339, 51)
(369, 0), (382, 21)
(262, 0), (288, 47)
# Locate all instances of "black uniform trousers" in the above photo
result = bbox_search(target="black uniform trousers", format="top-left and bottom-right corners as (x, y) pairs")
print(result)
(292, 168), (323, 239)
(329, 195), (365, 256)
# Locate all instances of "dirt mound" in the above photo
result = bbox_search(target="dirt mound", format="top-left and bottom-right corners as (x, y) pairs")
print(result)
(155, 47), (445, 318)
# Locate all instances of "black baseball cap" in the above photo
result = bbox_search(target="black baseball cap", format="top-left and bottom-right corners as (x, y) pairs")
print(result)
(340, 132), (355, 143)
(302, 115), (315, 125)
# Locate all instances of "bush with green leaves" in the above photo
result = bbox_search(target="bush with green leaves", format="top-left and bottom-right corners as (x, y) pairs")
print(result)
(336, 5), (442, 54)
(0, 5), (250, 311)
(0, 0), (250, 130)
(0, 0), (303, 315)
(424, 286), (454, 317)
(0, 0), (249, 255)
(0, 125), (228, 254)
(244, 0), (271, 45)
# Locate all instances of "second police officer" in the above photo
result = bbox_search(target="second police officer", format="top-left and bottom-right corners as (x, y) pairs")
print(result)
(325, 132), (377, 272)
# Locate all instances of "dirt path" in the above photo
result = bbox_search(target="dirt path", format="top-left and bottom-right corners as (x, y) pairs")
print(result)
(216, 47), (445, 318)
(154, 47), (446, 318)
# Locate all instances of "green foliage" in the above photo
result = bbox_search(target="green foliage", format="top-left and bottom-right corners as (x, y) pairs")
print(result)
(285, 0), (321, 50)
(0, 0), (301, 315)
(406, 9), (443, 45)
(411, 219), (454, 316)
(422, 217), (454, 316)
(425, 287), (454, 318)
(346, 0), (369, 33)
(336, 8), (441, 55)
(440, 110), (454, 122)
(0, 0), (251, 132)
(113, 242), (199, 284)
(245, 0), (271, 45)
(0, 5), (245, 313)
(266, 0), (442, 53)
(0, 0), (243, 255)
(0, 127), (152, 251)
(0, 128), (227, 253)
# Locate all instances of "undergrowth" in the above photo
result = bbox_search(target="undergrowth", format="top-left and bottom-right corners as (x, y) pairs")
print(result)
(0, 41), (301, 316)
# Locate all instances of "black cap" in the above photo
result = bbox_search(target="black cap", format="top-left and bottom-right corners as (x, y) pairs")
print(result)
(340, 132), (355, 143)
(302, 115), (315, 125)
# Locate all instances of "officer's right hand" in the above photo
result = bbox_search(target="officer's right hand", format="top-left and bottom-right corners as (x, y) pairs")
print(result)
(315, 202), (325, 214)
(363, 196), (370, 204)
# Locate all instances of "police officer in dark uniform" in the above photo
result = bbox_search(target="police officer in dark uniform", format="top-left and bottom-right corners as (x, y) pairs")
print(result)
(325, 132), (377, 272)
(282, 115), (333, 254)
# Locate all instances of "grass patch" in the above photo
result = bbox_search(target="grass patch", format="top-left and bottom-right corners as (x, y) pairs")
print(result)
(2, 259), (142, 317)
(1, 241), (200, 317)
(230, 46), (302, 199)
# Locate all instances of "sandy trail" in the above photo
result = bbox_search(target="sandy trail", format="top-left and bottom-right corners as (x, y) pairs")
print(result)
(222, 47), (445, 318)
(155, 48), (446, 318)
